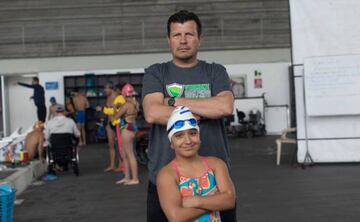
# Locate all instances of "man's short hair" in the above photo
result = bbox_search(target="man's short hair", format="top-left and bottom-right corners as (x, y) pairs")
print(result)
(32, 77), (39, 82)
(167, 10), (202, 37)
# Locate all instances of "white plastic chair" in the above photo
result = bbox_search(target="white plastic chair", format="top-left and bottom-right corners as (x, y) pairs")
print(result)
(9, 127), (22, 139)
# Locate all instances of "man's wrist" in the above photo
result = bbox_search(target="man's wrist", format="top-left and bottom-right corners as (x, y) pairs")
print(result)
(167, 97), (176, 107)
(164, 97), (185, 107)
(174, 97), (184, 107)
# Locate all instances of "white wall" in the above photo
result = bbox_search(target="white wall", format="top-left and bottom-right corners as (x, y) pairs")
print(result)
(0, 48), (290, 75)
(38, 68), (144, 109)
(290, 0), (360, 163)
(290, 0), (360, 64)
(226, 63), (291, 105)
(1, 48), (291, 136)
(227, 62), (291, 134)
(39, 62), (291, 134)
(7, 62), (292, 135)
(6, 76), (38, 133)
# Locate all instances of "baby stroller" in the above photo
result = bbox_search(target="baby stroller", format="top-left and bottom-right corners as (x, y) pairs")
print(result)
(46, 133), (80, 176)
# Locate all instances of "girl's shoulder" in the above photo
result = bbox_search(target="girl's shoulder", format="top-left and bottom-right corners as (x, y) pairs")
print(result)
(113, 95), (126, 105)
(156, 163), (179, 186)
(201, 156), (227, 170)
(157, 162), (178, 179)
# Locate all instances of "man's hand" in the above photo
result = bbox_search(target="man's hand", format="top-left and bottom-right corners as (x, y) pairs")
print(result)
(163, 97), (202, 121)
(95, 106), (102, 112)
(170, 91), (234, 120)
(182, 196), (200, 208)
(143, 92), (175, 125)
(115, 103), (123, 109)
(163, 97), (170, 106)
(166, 92), (234, 120)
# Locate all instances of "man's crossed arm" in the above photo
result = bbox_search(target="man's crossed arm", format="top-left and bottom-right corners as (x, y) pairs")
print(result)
(143, 91), (234, 125)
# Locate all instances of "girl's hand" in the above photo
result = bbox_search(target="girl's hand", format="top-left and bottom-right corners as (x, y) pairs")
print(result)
(109, 115), (116, 122)
(95, 106), (102, 112)
(182, 196), (199, 208)
(115, 103), (122, 109)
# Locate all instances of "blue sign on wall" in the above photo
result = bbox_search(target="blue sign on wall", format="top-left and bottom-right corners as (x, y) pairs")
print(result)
(45, 82), (59, 90)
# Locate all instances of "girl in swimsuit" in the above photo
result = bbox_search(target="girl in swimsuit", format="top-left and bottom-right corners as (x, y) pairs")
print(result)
(65, 97), (76, 121)
(101, 82), (126, 172)
(157, 106), (236, 222)
(114, 83), (139, 185)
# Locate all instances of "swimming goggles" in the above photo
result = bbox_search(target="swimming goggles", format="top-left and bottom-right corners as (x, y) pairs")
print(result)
(167, 118), (198, 133)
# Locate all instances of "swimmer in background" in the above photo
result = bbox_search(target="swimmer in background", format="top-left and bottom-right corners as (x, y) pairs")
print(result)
(48, 97), (58, 120)
(99, 81), (126, 172)
(65, 96), (76, 120)
(72, 88), (89, 146)
(114, 83), (139, 185)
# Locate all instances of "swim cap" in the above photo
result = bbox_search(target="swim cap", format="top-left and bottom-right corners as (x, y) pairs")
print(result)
(121, 83), (134, 97)
(49, 97), (56, 103)
(167, 106), (199, 141)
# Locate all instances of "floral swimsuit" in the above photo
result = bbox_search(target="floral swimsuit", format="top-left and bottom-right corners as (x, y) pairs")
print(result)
(171, 157), (222, 222)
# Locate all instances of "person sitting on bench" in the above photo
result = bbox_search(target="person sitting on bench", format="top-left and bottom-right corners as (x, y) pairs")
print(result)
(24, 121), (45, 162)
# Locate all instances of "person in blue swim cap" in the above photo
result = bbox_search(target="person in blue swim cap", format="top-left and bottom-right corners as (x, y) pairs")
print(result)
(48, 97), (57, 120)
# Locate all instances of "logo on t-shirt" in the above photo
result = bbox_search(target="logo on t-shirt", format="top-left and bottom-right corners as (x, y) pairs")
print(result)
(166, 83), (184, 97)
(184, 84), (211, 99)
(166, 83), (211, 98)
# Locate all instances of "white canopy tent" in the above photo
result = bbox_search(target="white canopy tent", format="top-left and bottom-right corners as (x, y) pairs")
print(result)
(289, 0), (360, 162)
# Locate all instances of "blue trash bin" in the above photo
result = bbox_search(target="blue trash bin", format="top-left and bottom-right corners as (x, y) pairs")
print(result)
(0, 184), (16, 222)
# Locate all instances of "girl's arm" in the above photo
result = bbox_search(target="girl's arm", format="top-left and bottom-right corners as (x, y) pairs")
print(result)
(182, 157), (236, 211)
(48, 107), (52, 120)
(113, 103), (127, 119)
(85, 97), (90, 109)
(157, 166), (207, 222)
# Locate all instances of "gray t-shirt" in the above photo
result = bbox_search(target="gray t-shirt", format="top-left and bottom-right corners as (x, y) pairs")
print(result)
(142, 60), (232, 184)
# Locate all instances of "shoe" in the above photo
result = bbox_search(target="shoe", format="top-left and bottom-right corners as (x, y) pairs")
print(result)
(42, 174), (58, 181)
